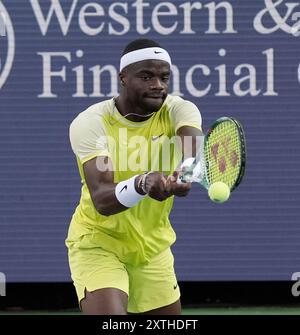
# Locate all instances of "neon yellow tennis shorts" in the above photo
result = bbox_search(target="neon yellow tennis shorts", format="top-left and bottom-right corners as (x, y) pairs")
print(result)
(67, 236), (180, 314)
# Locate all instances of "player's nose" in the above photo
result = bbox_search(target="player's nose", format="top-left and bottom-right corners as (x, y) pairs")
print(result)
(150, 77), (164, 90)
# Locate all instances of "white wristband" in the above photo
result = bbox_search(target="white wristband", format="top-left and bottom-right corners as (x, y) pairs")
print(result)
(115, 175), (146, 208)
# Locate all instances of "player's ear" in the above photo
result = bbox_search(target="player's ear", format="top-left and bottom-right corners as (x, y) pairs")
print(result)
(119, 72), (126, 86)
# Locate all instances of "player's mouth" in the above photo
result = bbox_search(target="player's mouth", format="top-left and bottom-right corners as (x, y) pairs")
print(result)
(146, 94), (165, 99)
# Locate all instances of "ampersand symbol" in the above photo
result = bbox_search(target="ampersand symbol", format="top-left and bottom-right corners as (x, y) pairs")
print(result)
(291, 12), (300, 36)
(254, 0), (300, 35)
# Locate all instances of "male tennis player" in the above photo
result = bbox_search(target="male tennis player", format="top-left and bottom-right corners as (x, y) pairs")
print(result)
(66, 39), (202, 315)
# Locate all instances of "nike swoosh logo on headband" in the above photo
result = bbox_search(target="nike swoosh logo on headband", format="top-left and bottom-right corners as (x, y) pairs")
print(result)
(154, 51), (163, 54)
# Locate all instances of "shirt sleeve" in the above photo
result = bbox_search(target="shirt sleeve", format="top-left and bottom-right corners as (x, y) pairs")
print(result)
(170, 99), (202, 133)
(69, 110), (110, 164)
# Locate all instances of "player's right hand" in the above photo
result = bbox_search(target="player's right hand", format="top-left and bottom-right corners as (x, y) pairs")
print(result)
(142, 172), (171, 201)
(165, 171), (192, 197)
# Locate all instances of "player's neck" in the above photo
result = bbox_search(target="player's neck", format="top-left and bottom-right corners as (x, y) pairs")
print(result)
(114, 96), (154, 122)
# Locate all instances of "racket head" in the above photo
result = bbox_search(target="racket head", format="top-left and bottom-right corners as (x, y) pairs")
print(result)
(203, 117), (246, 191)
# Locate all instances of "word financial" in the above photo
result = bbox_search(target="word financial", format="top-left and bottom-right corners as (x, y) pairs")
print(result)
(38, 48), (277, 98)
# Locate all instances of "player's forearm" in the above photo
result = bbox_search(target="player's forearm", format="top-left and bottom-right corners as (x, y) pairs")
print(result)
(91, 175), (145, 216)
(90, 183), (126, 216)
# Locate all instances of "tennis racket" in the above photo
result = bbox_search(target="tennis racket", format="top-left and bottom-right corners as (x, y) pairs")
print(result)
(179, 117), (246, 191)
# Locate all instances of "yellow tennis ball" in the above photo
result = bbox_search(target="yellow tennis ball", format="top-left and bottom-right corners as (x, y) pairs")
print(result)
(208, 182), (230, 203)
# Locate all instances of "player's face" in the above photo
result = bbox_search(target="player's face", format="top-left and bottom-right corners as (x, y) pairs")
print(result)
(120, 60), (170, 114)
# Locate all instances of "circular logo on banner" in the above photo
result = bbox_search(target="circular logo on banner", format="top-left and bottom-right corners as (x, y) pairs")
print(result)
(0, 1), (15, 90)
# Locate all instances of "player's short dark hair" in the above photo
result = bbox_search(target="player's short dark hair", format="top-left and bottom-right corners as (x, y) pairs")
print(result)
(122, 39), (162, 56)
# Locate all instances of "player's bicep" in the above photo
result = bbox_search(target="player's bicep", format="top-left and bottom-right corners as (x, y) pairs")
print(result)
(83, 157), (117, 215)
(83, 156), (114, 193)
(83, 156), (135, 216)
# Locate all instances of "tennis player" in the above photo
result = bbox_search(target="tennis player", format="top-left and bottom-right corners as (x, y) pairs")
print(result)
(66, 39), (202, 315)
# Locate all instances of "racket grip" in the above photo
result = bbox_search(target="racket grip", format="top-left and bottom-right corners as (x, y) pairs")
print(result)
(181, 157), (196, 170)
(176, 177), (184, 184)
(176, 157), (196, 184)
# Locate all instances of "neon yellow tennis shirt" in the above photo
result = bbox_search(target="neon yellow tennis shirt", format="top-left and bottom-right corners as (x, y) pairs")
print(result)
(67, 95), (202, 266)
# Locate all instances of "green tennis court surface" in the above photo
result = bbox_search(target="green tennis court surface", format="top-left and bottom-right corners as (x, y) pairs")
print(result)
(1, 306), (300, 315)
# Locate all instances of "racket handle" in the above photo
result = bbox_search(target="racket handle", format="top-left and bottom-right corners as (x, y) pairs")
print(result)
(176, 177), (184, 184)
(176, 157), (195, 184)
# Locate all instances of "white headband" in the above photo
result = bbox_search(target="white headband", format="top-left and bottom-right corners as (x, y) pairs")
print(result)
(120, 47), (172, 72)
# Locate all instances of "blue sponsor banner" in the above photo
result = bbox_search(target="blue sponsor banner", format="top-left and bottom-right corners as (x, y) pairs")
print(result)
(0, 0), (300, 281)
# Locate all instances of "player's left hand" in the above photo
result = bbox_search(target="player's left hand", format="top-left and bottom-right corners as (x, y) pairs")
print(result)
(165, 171), (192, 197)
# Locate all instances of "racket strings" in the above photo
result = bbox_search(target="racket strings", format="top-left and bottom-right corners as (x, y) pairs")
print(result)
(205, 121), (241, 189)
